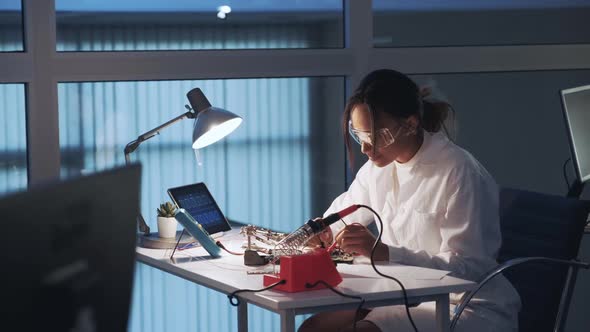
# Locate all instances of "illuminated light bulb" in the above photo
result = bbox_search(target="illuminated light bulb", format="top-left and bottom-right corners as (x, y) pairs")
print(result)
(218, 5), (231, 14)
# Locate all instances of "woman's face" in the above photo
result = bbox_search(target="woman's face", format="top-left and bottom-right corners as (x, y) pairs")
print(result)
(350, 104), (417, 167)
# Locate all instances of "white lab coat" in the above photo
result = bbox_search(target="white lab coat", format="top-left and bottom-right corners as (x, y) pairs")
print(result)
(325, 131), (521, 331)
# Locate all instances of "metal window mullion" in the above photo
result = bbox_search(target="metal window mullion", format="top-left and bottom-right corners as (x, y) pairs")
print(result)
(369, 44), (590, 74)
(344, 0), (373, 180)
(52, 49), (356, 82)
(345, 0), (373, 90)
(0, 53), (32, 83)
(23, 0), (60, 185)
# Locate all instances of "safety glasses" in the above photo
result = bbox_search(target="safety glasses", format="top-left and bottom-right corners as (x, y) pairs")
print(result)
(348, 120), (399, 149)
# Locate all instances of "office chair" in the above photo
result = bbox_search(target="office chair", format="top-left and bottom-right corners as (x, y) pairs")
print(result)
(451, 188), (590, 332)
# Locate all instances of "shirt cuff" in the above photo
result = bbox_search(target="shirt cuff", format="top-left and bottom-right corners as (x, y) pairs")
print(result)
(387, 244), (407, 264)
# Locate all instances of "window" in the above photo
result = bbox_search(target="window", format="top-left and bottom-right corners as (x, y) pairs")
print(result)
(56, 0), (343, 51)
(60, 77), (344, 332)
(0, 84), (27, 195)
(373, 0), (590, 47)
(4, 1), (588, 331)
(59, 77), (345, 234)
(0, 0), (24, 52)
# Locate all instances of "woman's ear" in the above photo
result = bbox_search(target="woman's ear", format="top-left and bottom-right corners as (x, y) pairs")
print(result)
(405, 115), (420, 135)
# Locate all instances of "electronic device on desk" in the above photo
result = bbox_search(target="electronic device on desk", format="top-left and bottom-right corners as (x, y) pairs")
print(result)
(167, 182), (232, 237)
(263, 248), (343, 293)
(330, 248), (355, 264)
(174, 209), (221, 258)
(240, 225), (287, 266)
(262, 205), (360, 292)
(239, 224), (354, 266)
(560, 84), (590, 198)
(138, 182), (231, 249)
(0, 164), (141, 331)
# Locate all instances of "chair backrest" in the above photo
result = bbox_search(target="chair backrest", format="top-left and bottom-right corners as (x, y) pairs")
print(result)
(497, 188), (590, 332)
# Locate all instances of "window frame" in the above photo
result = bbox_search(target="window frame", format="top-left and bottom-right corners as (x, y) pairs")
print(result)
(0, 0), (588, 184)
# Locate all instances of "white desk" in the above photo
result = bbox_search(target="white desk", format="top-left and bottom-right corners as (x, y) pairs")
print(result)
(136, 229), (475, 332)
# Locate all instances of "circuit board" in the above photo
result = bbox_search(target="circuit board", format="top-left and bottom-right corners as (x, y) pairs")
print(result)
(330, 248), (354, 264)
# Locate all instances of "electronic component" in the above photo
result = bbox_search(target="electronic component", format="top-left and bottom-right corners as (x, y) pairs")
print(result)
(330, 248), (354, 264)
(174, 209), (221, 258)
(271, 205), (360, 260)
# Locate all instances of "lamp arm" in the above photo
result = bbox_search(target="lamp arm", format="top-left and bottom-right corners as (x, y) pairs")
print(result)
(124, 110), (196, 163)
(138, 110), (196, 142)
(123, 109), (196, 234)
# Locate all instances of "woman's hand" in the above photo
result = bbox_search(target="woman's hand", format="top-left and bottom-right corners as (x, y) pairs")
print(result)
(335, 223), (389, 261)
(305, 220), (334, 248)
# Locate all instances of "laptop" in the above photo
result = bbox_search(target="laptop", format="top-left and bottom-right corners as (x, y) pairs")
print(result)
(0, 164), (141, 332)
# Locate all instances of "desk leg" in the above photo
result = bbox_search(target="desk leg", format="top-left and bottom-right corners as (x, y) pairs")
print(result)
(280, 310), (295, 332)
(238, 300), (248, 332)
(435, 295), (451, 332)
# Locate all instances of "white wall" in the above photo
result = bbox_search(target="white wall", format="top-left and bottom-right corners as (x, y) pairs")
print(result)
(411, 70), (590, 331)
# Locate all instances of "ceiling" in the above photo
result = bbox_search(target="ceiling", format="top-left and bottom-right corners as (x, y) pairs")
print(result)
(1, 0), (589, 12)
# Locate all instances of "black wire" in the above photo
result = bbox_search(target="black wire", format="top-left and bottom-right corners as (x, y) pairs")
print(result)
(305, 280), (365, 332)
(340, 218), (348, 227)
(563, 158), (572, 189)
(227, 280), (286, 306)
(357, 204), (419, 332)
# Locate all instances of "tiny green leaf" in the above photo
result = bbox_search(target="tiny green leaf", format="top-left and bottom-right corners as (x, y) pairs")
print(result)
(157, 201), (177, 217)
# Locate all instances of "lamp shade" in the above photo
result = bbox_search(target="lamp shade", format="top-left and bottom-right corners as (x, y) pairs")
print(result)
(192, 107), (243, 149)
(186, 88), (243, 149)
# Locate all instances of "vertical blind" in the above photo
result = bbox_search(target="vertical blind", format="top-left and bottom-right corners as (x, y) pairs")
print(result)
(0, 83), (26, 194)
(59, 78), (312, 232)
(0, 29), (27, 194)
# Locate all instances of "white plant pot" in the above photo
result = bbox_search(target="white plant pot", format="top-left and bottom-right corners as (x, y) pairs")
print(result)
(157, 216), (178, 238)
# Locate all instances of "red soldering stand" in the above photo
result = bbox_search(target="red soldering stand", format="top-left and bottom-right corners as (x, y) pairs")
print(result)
(263, 249), (342, 292)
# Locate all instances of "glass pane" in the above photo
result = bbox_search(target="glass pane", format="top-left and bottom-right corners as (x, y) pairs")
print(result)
(0, 84), (27, 195)
(373, 0), (590, 47)
(409, 70), (590, 195)
(55, 0), (343, 51)
(0, 0), (24, 51)
(59, 77), (345, 332)
(59, 77), (345, 234)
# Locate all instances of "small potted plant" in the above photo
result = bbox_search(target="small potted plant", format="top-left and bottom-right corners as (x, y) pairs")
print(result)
(157, 201), (178, 238)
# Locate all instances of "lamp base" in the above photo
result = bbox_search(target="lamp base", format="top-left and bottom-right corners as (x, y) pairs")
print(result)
(137, 231), (195, 249)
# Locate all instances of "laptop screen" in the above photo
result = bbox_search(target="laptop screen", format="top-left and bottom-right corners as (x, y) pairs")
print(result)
(561, 84), (590, 184)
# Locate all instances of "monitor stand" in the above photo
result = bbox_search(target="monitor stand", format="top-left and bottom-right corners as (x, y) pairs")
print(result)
(567, 180), (585, 198)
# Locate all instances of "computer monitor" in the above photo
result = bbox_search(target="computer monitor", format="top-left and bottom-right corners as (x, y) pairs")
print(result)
(560, 84), (590, 197)
(0, 164), (141, 331)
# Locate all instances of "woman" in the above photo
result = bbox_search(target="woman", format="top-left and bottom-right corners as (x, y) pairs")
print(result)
(299, 69), (521, 332)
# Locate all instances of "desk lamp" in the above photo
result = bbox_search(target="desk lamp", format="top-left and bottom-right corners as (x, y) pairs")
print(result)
(124, 87), (242, 235)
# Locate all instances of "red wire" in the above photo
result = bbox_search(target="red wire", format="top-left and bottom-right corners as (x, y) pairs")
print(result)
(216, 241), (244, 255)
